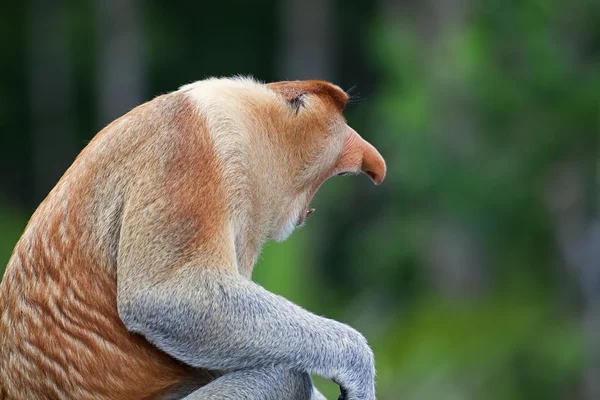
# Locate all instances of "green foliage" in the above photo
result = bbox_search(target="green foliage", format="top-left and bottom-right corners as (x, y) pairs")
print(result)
(371, 294), (583, 399)
(334, 1), (597, 397)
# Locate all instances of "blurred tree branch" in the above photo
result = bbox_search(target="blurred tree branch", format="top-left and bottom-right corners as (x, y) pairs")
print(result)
(278, 0), (335, 81)
(94, 0), (146, 126)
(28, 0), (76, 204)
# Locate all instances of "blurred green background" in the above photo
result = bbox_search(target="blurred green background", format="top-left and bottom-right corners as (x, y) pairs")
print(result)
(1, 0), (599, 398)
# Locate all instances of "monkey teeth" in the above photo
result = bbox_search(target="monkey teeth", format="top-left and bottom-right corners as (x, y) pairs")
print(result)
(306, 208), (315, 217)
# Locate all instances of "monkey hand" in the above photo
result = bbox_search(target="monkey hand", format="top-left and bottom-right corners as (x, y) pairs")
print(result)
(332, 328), (376, 400)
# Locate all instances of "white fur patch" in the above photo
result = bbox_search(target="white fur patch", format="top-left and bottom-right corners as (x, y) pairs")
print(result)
(272, 207), (303, 242)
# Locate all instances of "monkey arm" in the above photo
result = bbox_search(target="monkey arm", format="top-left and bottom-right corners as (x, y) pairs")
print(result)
(117, 266), (375, 400)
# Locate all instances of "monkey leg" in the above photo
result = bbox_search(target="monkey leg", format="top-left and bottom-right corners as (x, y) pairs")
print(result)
(181, 366), (326, 400)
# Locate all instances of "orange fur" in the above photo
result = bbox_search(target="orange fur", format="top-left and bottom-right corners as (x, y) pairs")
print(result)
(0, 95), (209, 400)
(0, 78), (385, 399)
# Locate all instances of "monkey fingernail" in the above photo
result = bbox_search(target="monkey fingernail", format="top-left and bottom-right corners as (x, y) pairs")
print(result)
(306, 208), (315, 217)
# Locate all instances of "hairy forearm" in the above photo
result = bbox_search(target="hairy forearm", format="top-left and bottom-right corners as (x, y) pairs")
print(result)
(118, 268), (375, 399)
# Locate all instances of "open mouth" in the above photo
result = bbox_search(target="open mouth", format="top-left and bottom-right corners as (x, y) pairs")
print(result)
(296, 170), (356, 226)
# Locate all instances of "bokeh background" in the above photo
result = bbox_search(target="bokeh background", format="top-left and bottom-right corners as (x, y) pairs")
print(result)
(1, 0), (599, 399)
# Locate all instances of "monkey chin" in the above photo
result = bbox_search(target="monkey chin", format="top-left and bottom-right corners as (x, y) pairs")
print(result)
(272, 209), (304, 242)
(272, 202), (317, 242)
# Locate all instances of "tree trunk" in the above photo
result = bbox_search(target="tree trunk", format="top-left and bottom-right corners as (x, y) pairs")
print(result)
(545, 160), (600, 400)
(94, 0), (146, 127)
(28, 0), (76, 204)
(277, 0), (336, 81)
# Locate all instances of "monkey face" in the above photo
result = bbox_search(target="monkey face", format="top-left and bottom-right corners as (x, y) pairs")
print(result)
(265, 80), (386, 241)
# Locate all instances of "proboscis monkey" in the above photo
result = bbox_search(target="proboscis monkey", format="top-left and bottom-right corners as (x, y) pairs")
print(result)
(0, 77), (386, 400)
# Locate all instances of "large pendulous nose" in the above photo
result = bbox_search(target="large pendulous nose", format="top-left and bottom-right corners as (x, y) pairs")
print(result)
(346, 126), (386, 185)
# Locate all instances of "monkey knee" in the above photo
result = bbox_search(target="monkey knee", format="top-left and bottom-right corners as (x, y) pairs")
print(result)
(274, 368), (313, 400)
(246, 366), (313, 400)
(182, 367), (314, 400)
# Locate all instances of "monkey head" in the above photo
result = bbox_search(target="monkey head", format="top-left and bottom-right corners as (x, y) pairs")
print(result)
(182, 77), (386, 266)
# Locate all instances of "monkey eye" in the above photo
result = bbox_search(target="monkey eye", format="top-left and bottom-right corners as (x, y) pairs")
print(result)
(288, 94), (306, 114)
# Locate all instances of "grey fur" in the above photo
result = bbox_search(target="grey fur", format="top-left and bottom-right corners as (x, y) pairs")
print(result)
(181, 367), (320, 400)
(118, 267), (375, 400)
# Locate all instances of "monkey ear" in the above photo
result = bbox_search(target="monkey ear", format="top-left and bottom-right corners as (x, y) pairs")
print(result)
(287, 93), (306, 113)
(268, 83), (306, 111)
(267, 81), (304, 103)
(267, 81), (349, 112)
(267, 82), (306, 113)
